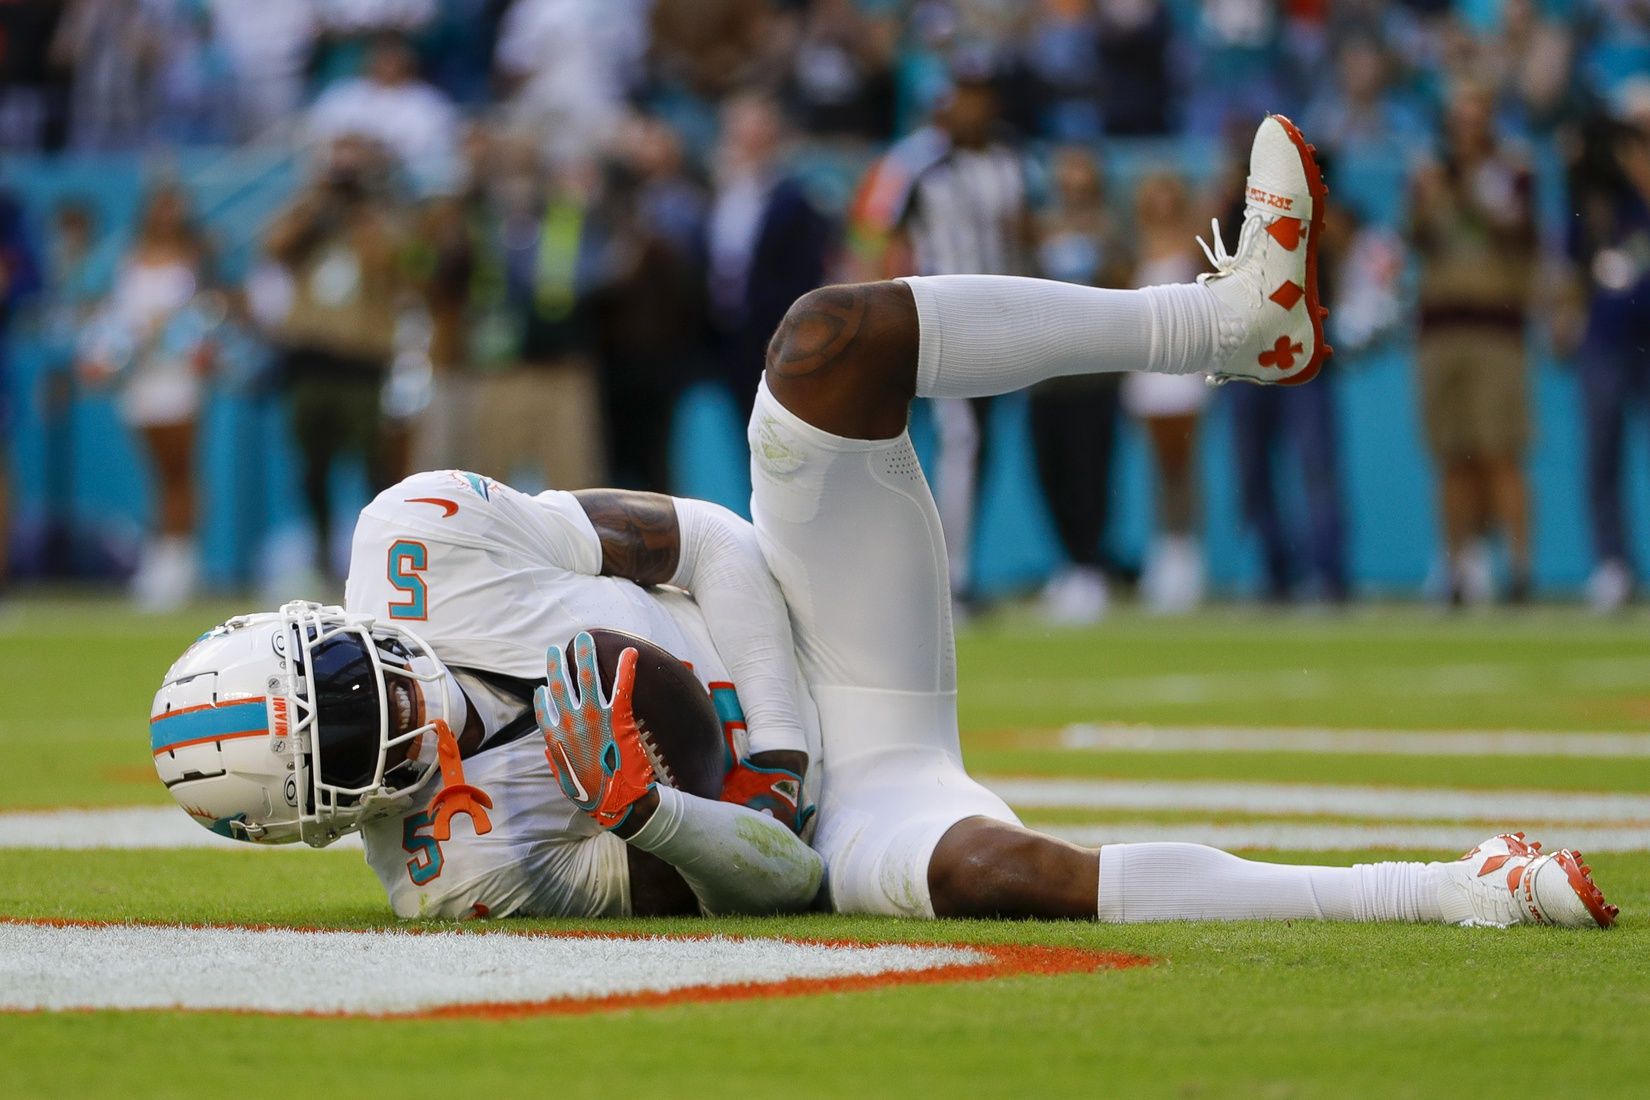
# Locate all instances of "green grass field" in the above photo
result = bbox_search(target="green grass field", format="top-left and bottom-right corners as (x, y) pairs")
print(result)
(2, 596), (1647, 1098)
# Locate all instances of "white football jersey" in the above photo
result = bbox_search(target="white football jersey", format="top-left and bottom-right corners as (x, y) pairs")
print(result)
(344, 470), (747, 918)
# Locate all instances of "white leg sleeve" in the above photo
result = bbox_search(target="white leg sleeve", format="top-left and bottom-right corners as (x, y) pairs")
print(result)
(1096, 843), (1445, 923)
(902, 275), (1218, 399)
(625, 785), (823, 915)
(931, 398), (981, 595)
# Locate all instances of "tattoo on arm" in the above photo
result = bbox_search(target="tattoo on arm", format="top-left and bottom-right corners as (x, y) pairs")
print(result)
(765, 284), (868, 379)
(573, 489), (680, 585)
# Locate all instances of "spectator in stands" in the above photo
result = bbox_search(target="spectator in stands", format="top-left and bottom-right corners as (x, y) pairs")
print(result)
(1020, 0), (1102, 143)
(494, 0), (648, 166)
(149, 1), (236, 145)
(0, 0), (69, 151)
(1122, 170), (1207, 614)
(307, 32), (459, 195)
(1223, 151), (1352, 605)
(1188, 0), (1290, 137)
(1408, 81), (1539, 605)
(883, 69), (1031, 613)
(208, 0), (320, 141)
(0, 189), (40, 600)
(77, 185), (214, 611)
(51, 0), (167, 151)
(403, 122), (499, 473)
(1096, 0), (1177, 136)
(416, 0), (507, 107)
(22, 199), (107, 585)
(1561, 92), (1650, 612)
(265, 135), (409, 580)
(308, 0), (436, 88)
(39, 201), (108, 354)
(1491, 0), (1578, 134)
(1302, 34), (1417, 162)
(468, 140), (606, 492)
(707, 92), (832, 430)
(651, 0), (782, 103)
(1030, 146), (1127, 624)
(590, 117), (710, 491)
(784, 0), (898, 144)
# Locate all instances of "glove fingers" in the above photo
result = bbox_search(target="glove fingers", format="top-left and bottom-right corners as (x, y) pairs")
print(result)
(543, 643), (576, 718)
(533, 683), (560, 735)
(571, 631), (600, 707)
(608, 646), (639, 715)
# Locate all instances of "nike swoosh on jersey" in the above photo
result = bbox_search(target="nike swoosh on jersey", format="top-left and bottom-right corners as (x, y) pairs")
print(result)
(406, 497), (460, 518)
(553, 742), (592, 804)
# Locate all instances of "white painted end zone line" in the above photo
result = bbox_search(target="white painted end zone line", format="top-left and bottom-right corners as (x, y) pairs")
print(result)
(1041, 823), (1650, 853)
(981, 777), (1650, 823)
(0, 924), (986, 1014)
(1058, 724), (1650, 759)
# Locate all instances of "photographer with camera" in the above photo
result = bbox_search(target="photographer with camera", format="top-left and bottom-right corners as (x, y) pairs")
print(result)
(265, 133), (411, 580)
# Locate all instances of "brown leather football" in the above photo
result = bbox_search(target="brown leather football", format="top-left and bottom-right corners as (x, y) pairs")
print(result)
(562, 628), (726, 799)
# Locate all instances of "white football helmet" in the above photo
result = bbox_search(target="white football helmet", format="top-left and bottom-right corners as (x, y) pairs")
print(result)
(150, 600), (463, 846)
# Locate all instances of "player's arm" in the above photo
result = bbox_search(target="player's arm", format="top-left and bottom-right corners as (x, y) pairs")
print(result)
(572, 489), (812, 801)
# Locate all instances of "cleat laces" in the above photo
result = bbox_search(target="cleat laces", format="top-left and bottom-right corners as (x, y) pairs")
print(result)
(1196, 213), (1268, 385)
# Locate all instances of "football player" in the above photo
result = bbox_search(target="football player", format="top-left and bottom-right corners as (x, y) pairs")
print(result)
(153, 473), (829, 919)
(154, 116), (1615, 928)
(718, 114), (1612, 928)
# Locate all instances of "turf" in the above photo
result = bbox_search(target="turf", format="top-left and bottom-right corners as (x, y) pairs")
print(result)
(1, 596), (1647, 1098)
(1, 849), (1645, 1099)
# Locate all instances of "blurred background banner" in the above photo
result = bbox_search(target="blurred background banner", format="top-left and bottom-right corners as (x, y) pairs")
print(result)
(0, 0), (1647, 612)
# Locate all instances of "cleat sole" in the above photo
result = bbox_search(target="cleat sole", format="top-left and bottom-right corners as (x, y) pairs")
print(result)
(1268, 113), (1331, 387)
(1555, 849), (1619, 928)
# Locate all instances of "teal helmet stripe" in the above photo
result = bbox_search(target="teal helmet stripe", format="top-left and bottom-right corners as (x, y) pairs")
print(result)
(150, 699), (270, 754)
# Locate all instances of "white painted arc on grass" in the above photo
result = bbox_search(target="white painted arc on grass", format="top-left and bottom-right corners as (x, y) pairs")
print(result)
(1042, 823), (1650, 853)
(980, 778), (1650, 823)
(1057, 724), (1650, 758)
(0, 924), (986, 1013)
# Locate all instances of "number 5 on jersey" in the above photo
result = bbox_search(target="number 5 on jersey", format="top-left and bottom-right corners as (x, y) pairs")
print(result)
(387, 539), (429, 621)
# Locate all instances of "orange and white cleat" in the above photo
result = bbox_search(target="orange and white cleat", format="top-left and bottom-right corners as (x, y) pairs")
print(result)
(1199, 113), (1331, 387)
(1434, 832), (1619, 929)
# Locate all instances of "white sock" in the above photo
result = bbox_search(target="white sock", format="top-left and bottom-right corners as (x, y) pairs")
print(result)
(625, 785), (823, 915)
(1096, 843), (1445, 923)
(902, 275), (1217, 399)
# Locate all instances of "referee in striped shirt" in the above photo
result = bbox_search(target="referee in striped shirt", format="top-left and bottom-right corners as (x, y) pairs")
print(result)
(883, 67), (1034, 612)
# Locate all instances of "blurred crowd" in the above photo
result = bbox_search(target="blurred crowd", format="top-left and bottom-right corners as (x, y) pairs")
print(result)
(0, 0), (1647, 619)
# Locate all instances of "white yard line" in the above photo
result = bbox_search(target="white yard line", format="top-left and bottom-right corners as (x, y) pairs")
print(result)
(0, 807), (360, 850)
(0, 924), (985, 1014)
(969, 655), (1649, 707)
(6, 773), (1650, 854)
(1055, 723), (1650, 758)
(1040, 823), (1650, 852)
(981, 777), (1650, 822)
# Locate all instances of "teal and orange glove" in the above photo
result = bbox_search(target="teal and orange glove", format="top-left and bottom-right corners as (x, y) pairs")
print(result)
(718, 713), (811, 835)
(535, 633), (656, 830)
(721, 759), (809, 835)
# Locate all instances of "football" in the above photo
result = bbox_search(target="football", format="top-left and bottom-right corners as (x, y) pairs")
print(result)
(563, 628), (726, 799)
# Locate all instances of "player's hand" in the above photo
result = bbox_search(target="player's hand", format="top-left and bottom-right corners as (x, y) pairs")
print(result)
(721, 750), (810, 836)
(535, 633), (655, 830)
